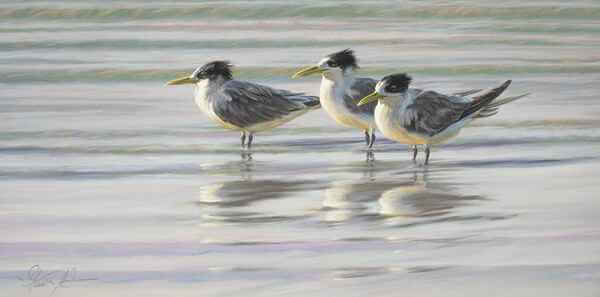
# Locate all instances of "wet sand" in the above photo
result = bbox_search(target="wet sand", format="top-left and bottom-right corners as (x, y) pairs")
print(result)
(2, 115), (600, 296)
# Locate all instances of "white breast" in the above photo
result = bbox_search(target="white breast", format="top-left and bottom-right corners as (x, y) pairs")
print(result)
(319, 77), (373, 131)
(194, 81), (241, 131)
(374, 100), (424, 145)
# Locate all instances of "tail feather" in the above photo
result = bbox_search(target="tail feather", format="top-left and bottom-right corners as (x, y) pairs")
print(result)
(486, 93), (530, 108)
(474, 93), (530, 118)
(460, 80), (511, 119)
(475, 110), (499, 118)
(479, 107), (499, 114)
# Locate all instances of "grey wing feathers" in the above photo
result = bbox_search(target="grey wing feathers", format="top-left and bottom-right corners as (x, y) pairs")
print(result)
(406, 80), (522, 135)
(213, 80), (316, 128)
(404, 91), (469, 136)
(344, 77), (378, 115)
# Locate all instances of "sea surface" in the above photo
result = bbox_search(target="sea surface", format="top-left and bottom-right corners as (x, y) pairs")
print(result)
(2, 1), (600, 296)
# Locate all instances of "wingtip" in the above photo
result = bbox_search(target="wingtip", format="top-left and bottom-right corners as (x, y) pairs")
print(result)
(452, 88), (484, 97)
(495, 80), (512, 94)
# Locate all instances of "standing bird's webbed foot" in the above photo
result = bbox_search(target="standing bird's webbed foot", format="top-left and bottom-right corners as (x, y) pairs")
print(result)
(241, 151), (253, 161)
(366, 150), (375, 162)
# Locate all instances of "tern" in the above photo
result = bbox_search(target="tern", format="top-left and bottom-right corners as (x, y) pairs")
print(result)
(357, 73), (529, 164)
(292, 49), (380, 150)
(292, 49), (483, 152)
(167, 61), (320, 150)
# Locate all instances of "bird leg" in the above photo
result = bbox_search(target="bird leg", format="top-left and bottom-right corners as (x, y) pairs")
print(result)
(364, 130), (370, 147)
(247, 133), (254, 150)
(412, 145), (418, 161)
(240, 132), (246, 149)
(424, 145), (431, 165)
(368, 131), (376, 149)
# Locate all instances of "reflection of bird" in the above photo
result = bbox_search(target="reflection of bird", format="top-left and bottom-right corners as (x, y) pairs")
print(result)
(293, 49), (379, 150)
(322, 180), (384, 222)
(198, 179), (307, 207)
(377, 173), (482, 220)
(197, 179), (314, 225)
(358, 73), (529, 164)
(168, 61), (320, 150)
(321, 161), (410, 222)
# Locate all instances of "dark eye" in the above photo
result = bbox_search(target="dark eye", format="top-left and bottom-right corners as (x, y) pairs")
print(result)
(386, 85), (398, 92)
(327, 61), (338, 67)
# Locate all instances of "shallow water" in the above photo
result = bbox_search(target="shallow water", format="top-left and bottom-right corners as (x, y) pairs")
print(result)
(2, 0), (600, 296)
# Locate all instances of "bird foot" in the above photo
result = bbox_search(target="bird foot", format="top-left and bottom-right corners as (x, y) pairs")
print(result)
(366, 151), (375, 162)
(241, 151), (253, 161)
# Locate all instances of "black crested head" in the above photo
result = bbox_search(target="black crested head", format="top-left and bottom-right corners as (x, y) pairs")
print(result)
(194, 60), (234, 80)
(381, 73), (412, 94)
(326, 48), (358, 70)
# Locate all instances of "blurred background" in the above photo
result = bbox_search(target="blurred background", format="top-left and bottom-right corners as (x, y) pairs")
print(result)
(2, 1), (600, 296)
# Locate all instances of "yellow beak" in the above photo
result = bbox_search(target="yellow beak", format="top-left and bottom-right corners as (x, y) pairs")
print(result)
(166, 76), (197, 85)
(357, 92), (385, 106)
(292, 66), (325, 79)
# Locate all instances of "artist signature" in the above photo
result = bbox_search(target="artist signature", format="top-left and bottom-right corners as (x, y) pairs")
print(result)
(18, 265), (96, 296)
